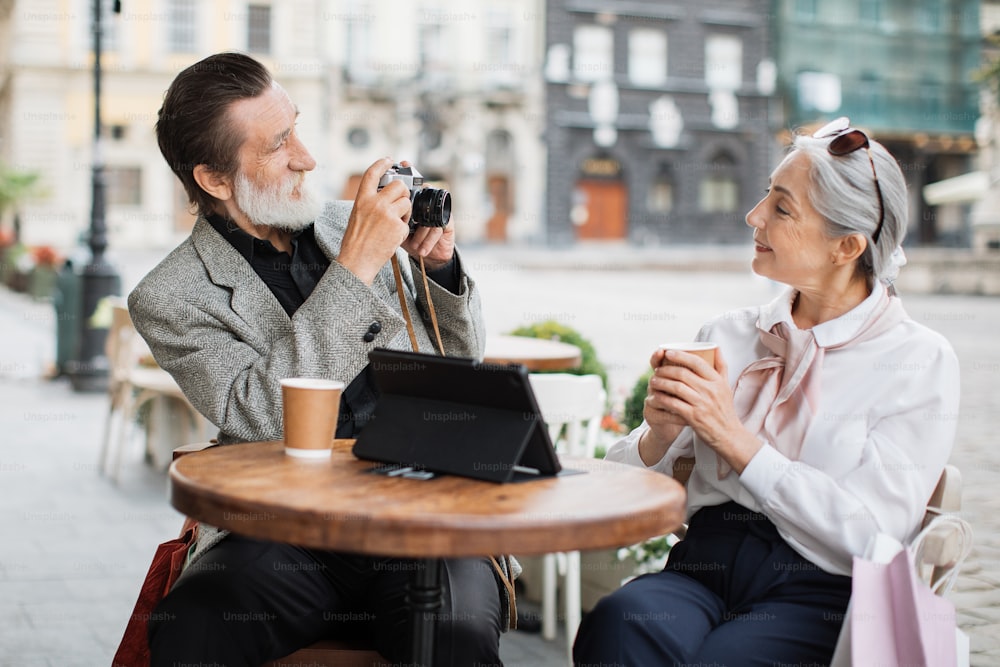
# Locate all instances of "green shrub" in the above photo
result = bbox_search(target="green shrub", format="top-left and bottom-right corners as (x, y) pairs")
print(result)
(509, 320), (608, 390)
(623, 368), (653, 432)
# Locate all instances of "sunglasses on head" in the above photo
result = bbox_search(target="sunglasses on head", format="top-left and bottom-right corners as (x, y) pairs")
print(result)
(811, 117), (886, 244)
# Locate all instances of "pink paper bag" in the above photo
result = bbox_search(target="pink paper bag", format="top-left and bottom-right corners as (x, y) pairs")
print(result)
(851, 546), (957, 666)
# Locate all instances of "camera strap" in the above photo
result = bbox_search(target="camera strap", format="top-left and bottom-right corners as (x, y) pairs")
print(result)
(390, 254), (445, 356)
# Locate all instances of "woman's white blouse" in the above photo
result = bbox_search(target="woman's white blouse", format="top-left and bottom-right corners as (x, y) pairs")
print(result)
(606, 286), (960, 576)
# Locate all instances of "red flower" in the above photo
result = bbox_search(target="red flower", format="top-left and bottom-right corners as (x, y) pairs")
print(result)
(601, 413), (626, 433)
(30, 245), (60, 268)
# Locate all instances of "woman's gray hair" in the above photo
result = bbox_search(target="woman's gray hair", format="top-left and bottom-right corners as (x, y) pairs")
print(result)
(787, 131), (907, 286)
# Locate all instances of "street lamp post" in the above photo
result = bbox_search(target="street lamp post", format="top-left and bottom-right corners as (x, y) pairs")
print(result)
(67, 0), (122, 392)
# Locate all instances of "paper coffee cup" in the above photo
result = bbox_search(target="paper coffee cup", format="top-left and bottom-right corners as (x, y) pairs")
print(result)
(281, 378), (345, 458)
(657, 342), (718, 366)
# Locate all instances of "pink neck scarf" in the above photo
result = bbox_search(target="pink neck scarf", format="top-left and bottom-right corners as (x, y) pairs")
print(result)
(722, 287), (907, 479)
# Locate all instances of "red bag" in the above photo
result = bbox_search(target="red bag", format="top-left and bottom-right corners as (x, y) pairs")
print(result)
(111, 519), (198, 667)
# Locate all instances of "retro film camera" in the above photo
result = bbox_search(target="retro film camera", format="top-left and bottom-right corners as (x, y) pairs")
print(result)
(377, 164), (452, 230)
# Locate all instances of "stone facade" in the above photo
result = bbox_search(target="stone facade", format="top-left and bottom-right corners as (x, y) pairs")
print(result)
(543, 0), (773, 245)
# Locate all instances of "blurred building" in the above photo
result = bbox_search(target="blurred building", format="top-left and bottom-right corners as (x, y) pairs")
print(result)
(963, 0), (1000, 250)
(542, 0), (774, 244)
(0, 0), (546, 252)
(771, 0), (982, 247)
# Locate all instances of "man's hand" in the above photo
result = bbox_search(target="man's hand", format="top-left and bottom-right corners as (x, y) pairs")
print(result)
(401, 223), (455, 271)
(337, 157), (412, 285)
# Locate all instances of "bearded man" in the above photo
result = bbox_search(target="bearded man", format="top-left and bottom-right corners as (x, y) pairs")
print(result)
(128, 52), (503, 666)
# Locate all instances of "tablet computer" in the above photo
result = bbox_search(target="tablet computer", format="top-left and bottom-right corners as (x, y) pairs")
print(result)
(352, 348), (563, 483)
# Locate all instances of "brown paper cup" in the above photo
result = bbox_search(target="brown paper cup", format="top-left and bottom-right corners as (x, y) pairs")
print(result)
(281, 378), (344, 459)
(658, 342), (718, 366)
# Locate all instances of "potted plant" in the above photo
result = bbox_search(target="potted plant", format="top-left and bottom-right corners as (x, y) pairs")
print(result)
(2, 242), (30, 292)
(508, 319), (609, 390)
(28, 245), (61, 300)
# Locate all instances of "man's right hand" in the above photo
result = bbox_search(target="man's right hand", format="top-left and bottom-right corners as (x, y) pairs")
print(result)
(337, 157), (413, 285)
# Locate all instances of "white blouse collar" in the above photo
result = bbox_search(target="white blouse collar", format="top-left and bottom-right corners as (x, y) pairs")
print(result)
(757, 284), (888, 347)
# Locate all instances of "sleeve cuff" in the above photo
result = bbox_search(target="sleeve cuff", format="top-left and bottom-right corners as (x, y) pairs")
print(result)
(419, 256), (460, 294)
(604, 424), (681, 475)
(738, 441), (792, 503)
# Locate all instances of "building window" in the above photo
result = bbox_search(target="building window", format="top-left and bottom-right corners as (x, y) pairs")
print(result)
(919, 79), (942, 118)
(916, 0), (941, 33)
(859, 0), (884, 27)
(705, 34), (742, 91)
(797, 70), (842, 113)
(628, 29), (667, 88)
(247, 4), (272, 54)
(794, 0), (818, 21)
(345, 2), (373, 84)
(699, 176), (738, 213)
(648, 165), (674, 213)
(347, 127), (370, 148)
(419, 22), (450, 83)
(168, 0), (197, 53)
(699, 152), (739, 213)
(485, 10), (516, 87)
(857, 72), (881, 117)
(106, 167), (142, 207)
(573, 25), (613, 82)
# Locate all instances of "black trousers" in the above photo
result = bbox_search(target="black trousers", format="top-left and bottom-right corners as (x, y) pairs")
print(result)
(148, 534), (503, 666)
(573, 502), (852, 667)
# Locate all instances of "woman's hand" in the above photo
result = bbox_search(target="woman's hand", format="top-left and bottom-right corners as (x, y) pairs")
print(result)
(644, 346), (762, 475)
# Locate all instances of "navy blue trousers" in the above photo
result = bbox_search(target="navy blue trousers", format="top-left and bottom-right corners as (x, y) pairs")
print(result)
(573, 502), (851, 667)
(148, 534), (503, 666)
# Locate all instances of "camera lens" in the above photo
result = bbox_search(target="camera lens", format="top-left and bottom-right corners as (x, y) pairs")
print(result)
(410, 188), (451, 228)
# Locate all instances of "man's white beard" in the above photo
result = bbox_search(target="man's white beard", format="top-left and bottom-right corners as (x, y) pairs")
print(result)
(232, 171), (323, 232)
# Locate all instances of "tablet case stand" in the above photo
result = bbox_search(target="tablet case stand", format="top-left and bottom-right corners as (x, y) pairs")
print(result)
(352, 349), (563, 483)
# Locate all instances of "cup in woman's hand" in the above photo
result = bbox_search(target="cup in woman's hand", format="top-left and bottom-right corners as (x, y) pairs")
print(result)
(658, 342), (718, 367)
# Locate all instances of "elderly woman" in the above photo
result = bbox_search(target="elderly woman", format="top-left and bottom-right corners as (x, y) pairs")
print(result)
(573, 118), (959, 666)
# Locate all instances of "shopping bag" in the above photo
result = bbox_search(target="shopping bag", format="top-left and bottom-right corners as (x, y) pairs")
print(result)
(831, 515), (972, 667)
(851, 540), (957, 665)
(111, 518), (198, 667)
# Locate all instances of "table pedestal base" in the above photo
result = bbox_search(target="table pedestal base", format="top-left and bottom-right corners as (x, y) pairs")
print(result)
(407, 558), (442, 666)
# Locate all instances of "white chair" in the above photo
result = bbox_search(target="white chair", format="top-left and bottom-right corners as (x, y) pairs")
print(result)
(919, 464), (967, 590)
(98, 301), (207, 482)
(527, 373), (607, 658)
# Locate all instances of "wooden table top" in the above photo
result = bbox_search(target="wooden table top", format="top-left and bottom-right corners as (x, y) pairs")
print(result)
(482, 334), (583, 372)
(169, 440), (686, 558)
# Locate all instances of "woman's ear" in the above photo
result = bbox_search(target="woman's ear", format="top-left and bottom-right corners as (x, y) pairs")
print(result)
(193, 164), (233, 202)
(833, 233), (867, 266)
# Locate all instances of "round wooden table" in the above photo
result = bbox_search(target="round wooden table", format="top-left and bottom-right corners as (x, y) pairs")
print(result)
(169, 440), (686, 664)
(482, 334), (583, 372)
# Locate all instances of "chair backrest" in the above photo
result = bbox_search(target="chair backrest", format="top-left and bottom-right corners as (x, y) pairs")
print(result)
(105, 302), (139, 387)
(925, 463), (962, 519)
(919, 463), (968, 590)
(528, 373), (606, 458)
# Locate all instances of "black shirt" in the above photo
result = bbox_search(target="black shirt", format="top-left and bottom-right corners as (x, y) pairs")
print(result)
(207, 215), (329, 316)
(206, 214), (460, 435)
